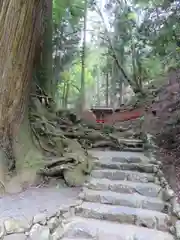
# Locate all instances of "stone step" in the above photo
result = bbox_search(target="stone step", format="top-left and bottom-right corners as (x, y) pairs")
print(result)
(118, 138), (144, 144)
(79, 188), (167, 212)
(88, 150), (149, 163)
(115, 147), (144, 152)
(95, 160), (155, 173)
(75, 202), (171, 231)
(117, 139), (144, 148)
(91, 169), (154, 183)
(86, 178), (162, 198)
(111, 156), (147, 163)
(62, 239), (92, 240)
(63, 217), (174, 240)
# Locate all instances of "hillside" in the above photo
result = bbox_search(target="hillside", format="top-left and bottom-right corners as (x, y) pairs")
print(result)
(143, 68), (180, 200)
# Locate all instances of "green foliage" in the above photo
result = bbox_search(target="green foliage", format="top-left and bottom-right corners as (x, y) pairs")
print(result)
(53, 0), (180, 107)
(58, 59), (95, 105)
(96, 0), (180, 95)
(53, 0), (84, 23)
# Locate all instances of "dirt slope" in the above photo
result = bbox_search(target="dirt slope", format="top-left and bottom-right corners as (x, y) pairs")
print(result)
(144, 68), (180, 200)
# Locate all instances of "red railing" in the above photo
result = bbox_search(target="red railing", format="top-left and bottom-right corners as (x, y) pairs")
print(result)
(91, 107), (143, 125)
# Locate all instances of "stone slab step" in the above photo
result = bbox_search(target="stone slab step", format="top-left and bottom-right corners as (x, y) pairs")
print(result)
(62, 239), (92, 240)
(75, 202), (171, 231)
(86, 178), (162, 198)
(95, 160), (155, 173)
(117, 139), (144, 149)
(118, 138), (144, 143)
(63, 217), (174, 240)
(115, 147), (144, 152)
(91, 169), (154, 183)
(88, 150), (150, 163)
(80, 188), (166, 212)
(111, 156), (148, 163)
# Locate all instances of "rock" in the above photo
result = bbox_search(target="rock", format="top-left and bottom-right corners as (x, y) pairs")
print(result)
(33, 213), (47, 225)
(29, 224), (50, 240)
(169, 226), (175, 234)
(62, 211), (72, 219)
(3, 233), (27, 240)
(63, 221), (96, 239)
(51, 225), (65, 240)
(177, 212), (180, 219)
(59, 206), (70, 214)
(135, 215), (156, 229)
(157, 170), (164, 177)
(163, 188), (175, 201)
(47, 217), (59, 231)
(150, 156), (157, 163)
(0, 221), (5, 238)
(75, 199), (83, 206)
(4, 218), (30, 234)
(153, 166), (159, 173)
(57, 206), (70, 218)
(172, 201), (180, 217)
(157, 161), (162, 167)
(154, 177), (160, 185)
(171, 196), (178, 206)
(160, 177), (167, 186)
(175, 220), (180, 239)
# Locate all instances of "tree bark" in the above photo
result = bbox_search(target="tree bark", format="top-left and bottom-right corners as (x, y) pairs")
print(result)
(0, 0), (43, 176)
(0, 0), (3, 11)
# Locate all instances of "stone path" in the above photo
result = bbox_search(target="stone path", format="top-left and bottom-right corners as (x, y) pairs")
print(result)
(0, 187), (81, 239)
(1, 139), (179, 239)
(0, 187), (80, 221)
(62, 149), (176, 240)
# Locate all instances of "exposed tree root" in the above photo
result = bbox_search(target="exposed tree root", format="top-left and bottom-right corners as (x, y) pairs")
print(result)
(27, 86), (141, 186)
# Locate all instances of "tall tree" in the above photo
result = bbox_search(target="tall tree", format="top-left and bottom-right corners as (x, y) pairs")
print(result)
(41, 0), (53, 96)
(0, 0), (44, 188)
(80, 0), (88, 111)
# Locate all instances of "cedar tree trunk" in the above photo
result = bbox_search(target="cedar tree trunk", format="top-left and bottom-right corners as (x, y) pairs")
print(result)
(0, 0), (44, 188)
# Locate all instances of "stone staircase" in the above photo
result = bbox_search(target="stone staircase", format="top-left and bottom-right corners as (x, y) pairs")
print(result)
(61, 146), (176, 240)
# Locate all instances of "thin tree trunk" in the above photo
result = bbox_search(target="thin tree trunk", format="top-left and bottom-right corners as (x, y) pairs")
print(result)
(111, 61), (116, 108)
(62, 82), (66, 108)
(64, 82), (70, 108)
(39, 0), (53, 97)
(119, 80), (123, 105)
(80, 0), (88, 111)
(96, 69), (101, 106)
(105, 73), (109, 107)
(0, 0), (43, 179)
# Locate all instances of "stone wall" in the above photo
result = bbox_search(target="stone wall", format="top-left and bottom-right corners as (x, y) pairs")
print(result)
(0, 200), (82, 240)
(146, 134), (180, 239)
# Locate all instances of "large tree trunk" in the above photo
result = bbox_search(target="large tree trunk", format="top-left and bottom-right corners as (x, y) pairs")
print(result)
(0, 0), (43, 189)
(0, 0), (3, 10)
